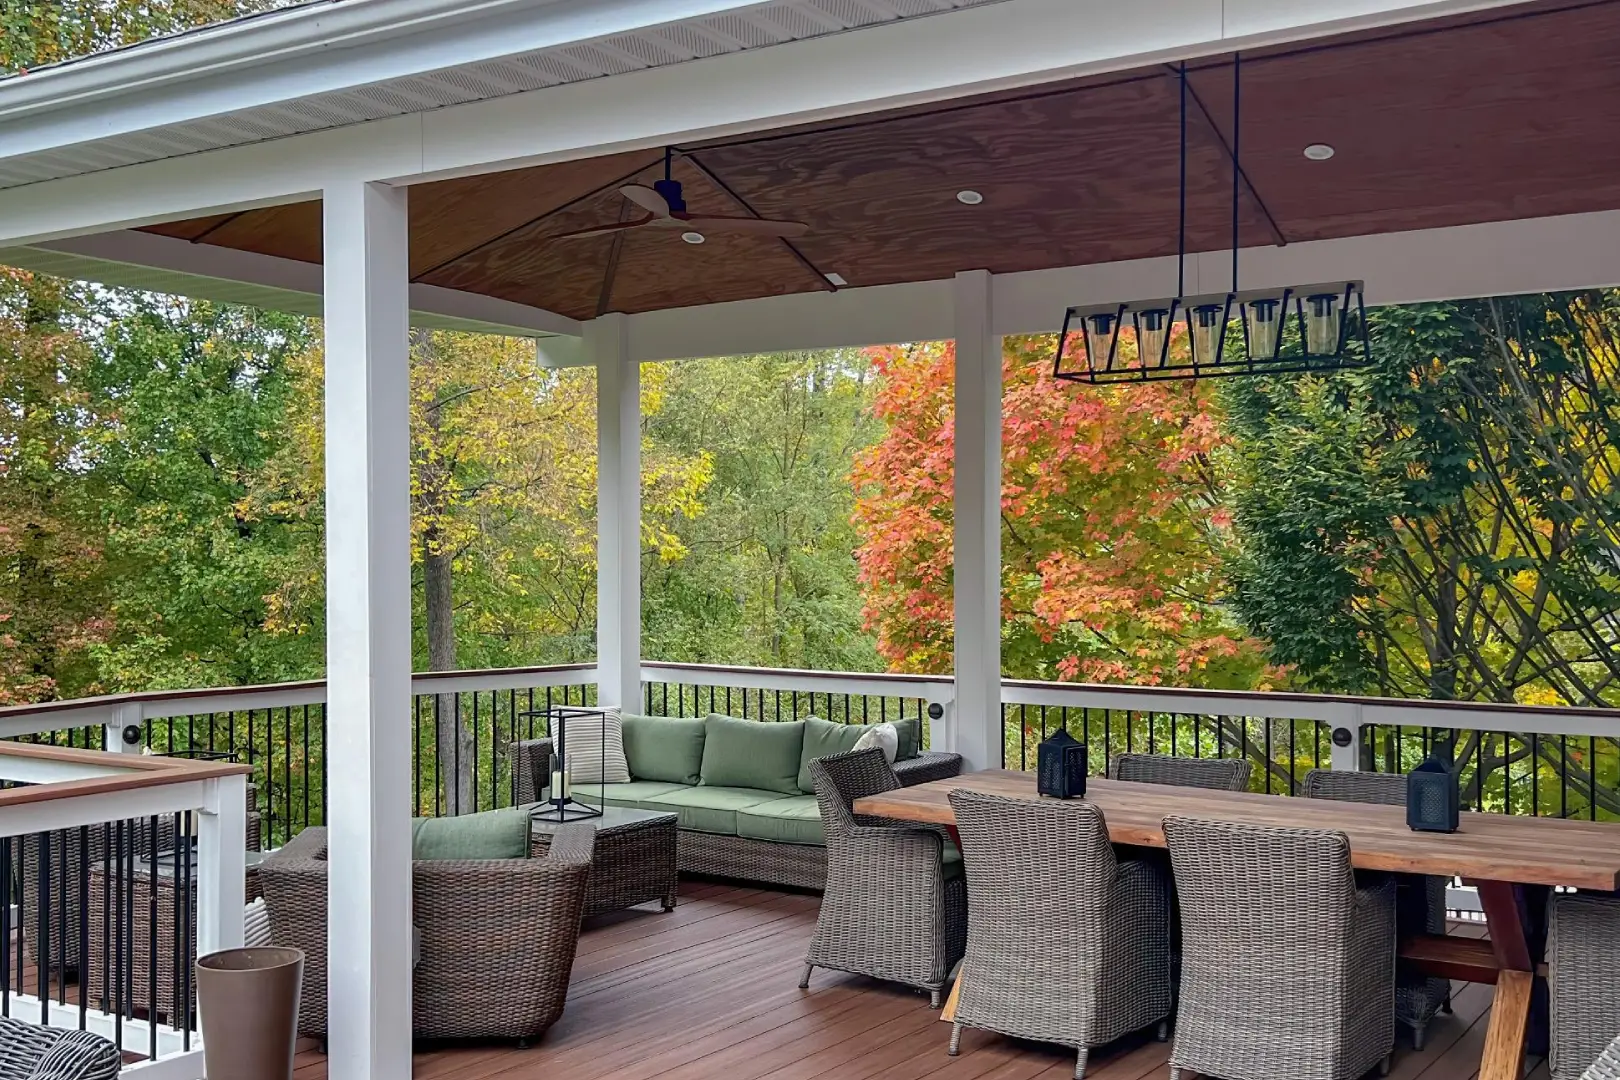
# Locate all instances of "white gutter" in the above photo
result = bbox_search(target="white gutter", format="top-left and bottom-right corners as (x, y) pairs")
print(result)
(0, 0), (765, 159)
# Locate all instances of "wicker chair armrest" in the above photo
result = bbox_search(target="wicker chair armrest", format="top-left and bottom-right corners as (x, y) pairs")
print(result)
(894, 751), (963, 787)
(267, 824), (329, 864)
(1353, 875), (1397, 917)
(846, 823), (944, 868)
(509, 738), (556, 804)
(538, 823), (596, 869)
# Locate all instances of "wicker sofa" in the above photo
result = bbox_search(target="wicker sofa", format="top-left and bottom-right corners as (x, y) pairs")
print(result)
(259, 823), (595, 1044)
(512, 712), (961, 890)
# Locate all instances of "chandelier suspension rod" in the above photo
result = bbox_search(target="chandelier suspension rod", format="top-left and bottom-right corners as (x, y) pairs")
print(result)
(1231, 52), (1241, 293)
(1177, 62), (1187, 299)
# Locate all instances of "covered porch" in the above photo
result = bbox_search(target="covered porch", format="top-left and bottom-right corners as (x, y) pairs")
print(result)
(2, 0), (1620, 1078)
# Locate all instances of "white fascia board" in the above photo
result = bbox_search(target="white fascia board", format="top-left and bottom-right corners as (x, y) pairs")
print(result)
(0, 0), (764, 162)
(2, 229), (580, 338)
(0, 0), (1536, 246)
(611, 209), (1620, 362)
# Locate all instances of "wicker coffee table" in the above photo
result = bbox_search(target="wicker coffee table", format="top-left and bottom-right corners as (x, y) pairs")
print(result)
(529, 805), (677, 917)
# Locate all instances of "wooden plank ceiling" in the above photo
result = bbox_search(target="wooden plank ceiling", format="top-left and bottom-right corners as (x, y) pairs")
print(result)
(142, 0), (1620, 322)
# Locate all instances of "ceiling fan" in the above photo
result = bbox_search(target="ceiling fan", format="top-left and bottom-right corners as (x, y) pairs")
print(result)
(553, 148), (809, 244)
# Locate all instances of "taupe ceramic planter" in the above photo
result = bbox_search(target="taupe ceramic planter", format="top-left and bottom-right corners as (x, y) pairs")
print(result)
(196, 946), (303, 1080)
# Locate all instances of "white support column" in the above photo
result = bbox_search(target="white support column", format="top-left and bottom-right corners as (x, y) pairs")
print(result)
(322, 180), (413, 1080)
(951, 269), (1003, 771)
(592, 313), (642, 712)
(196, 773), (248, 957)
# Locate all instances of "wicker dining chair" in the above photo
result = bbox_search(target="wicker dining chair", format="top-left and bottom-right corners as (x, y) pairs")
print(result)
(261, 823), (596, 1044)
(1110, 753), (1252, 792)
(1164, 815), (1396, 1080)
(944, 791), (1171, 1080)
(1549, 893), (1620, 1080)
(800, 748), (966, 1007)
(1303, 769), (1451, 1049)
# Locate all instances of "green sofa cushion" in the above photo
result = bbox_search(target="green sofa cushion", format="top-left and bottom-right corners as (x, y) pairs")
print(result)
(622, 713), (706, 785)
(736, 795), (825, 846)
(797, 716), (868, 793)
(641, 785), (795, 835)
(576, 780), (688, 811)
(893, 716), (922, 761)
(700, 714), (805, 795)
(411, 805), (531, 861)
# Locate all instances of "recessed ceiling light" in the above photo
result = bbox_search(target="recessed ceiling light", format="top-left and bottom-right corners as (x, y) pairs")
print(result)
(956, 189), (984, 206)
(681, 231), (706, 244)
(1303, 143), (1336, 161)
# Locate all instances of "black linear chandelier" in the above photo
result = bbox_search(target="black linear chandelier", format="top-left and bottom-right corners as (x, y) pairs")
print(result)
(1053, 57), (1369, 384)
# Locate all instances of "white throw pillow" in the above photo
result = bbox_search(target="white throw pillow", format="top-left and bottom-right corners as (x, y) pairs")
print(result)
(853, 722), (900, 764)
(558, 708), (630, 785)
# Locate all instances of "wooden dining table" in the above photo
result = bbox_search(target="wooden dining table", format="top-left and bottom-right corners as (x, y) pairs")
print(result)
(855, 770), (1620, 1080)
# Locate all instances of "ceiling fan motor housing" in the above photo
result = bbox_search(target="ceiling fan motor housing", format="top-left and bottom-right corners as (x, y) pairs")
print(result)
(653, 178), (687, 213)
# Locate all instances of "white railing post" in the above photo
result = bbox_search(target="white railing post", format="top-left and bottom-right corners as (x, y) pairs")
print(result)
(104, 701), (144, 754)
(196, 773), (248, 957)
(323, 178), (414, 1080)
(1329, 704), (1365, 771)
(593, 313), (642, 712)
(951, 269), (1003, 770)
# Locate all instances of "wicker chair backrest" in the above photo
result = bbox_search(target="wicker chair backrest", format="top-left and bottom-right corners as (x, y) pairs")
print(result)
(1111, 754), (1252, 792)
(808, 748), (900, 847)
(1164, 815), (1357, 955)
(1302, 768), (1406, 806)
(950, 789), (1118, 927)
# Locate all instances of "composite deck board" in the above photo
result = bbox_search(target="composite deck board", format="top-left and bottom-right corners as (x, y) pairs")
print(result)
(267, 882), (1528, 1080)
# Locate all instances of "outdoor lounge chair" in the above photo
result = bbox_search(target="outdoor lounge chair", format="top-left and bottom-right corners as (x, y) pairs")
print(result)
(259, 823), (595, 1044)
(1164, 815), (1396, 1080)
(0, 1016), (120, 1080)
(1303, 768), (1451, 1048)
(945, 790), (1171, 1080)
(799, 748), (965, 1006)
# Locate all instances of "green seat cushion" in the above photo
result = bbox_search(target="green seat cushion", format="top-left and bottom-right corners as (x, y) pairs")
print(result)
(942, 842), (963, 879)
(700, 714), (805, 795)
(737, 795), (825, 846)
(576, 780), (688, 810)
(797, 716), (868, 793)
(641, 785), (795, 835)
(411, 805), (531, 861)
(621, 713), (706, 785)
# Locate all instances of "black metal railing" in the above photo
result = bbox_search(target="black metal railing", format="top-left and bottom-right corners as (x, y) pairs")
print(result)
(1001, 704), (1334, 795)
(641, 677), (936, 749)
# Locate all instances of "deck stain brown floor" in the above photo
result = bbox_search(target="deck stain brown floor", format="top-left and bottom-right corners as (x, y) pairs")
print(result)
(276, 882), (1532, 1080)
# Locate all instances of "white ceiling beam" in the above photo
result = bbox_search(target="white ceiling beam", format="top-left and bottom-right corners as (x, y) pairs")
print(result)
(595, 209), (1620, 363)
(0, 0), (1534, 246)
(1, 229), (580, 338)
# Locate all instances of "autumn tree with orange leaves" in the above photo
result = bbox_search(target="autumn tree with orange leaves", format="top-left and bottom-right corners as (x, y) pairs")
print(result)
(851, 333), (1272, 689)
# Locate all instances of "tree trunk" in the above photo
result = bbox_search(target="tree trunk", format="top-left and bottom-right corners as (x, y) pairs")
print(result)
(424, 526), (475, 815)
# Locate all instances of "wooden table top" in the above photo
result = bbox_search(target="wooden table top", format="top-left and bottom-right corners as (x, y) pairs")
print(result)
(855, 770), (1620, 891)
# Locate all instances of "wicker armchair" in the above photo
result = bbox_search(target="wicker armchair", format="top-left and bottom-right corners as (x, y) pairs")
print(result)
(1303, 769), (1451, 1049)
(0, 1016), (120, 1080)
(945, 791), (1171, 1079)
(1583, 1034), (1620, 1080)
(260, 824), (595, 1044)
(1549, 893), (1620, 1080)
(1110, 753), (1252, 791)
(1163, 815), (1396, 1080)
(799, 748), (966, 1006)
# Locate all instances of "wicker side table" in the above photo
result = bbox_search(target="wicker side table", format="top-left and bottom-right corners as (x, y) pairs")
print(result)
(530, 805), (677, 917)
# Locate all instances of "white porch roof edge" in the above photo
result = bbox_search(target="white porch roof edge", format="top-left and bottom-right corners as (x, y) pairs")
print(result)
(0, 0), (1539, 248)
(0, 230), (580, 338)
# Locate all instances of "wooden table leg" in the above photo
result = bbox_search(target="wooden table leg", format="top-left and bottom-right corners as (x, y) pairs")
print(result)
(1475, 880), (1537, 1080)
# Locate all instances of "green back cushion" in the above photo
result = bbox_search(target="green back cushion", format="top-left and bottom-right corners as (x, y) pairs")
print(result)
(893, 716), (921, 761)
(700, 714), (805, 795)
(797, 715), (868, 793)
(621, 713), (706, 785)
(411, 805), (531, 861)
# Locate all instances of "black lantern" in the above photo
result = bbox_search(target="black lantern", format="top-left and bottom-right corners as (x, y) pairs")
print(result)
(1406, 733), (1460, 833)
(522, 705), (606, 823)
(1037, 727), (1088, 800)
